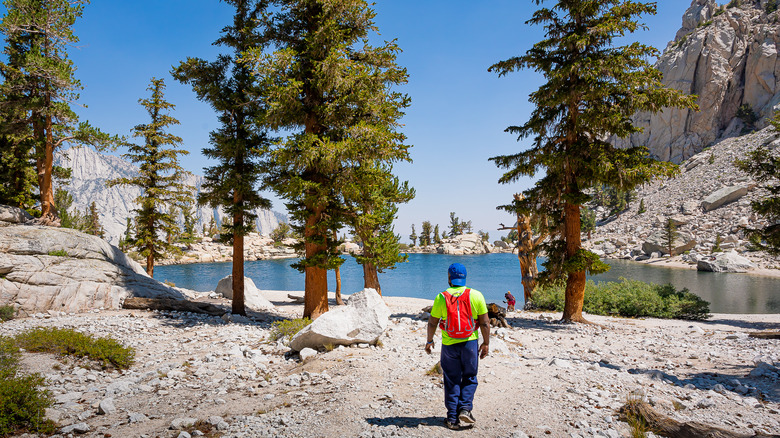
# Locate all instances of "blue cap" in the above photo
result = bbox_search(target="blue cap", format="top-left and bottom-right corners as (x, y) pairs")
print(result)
(448, 263), (467, 286)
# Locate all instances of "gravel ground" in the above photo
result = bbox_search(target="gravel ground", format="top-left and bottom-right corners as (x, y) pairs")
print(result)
(2, 290), (779, 438)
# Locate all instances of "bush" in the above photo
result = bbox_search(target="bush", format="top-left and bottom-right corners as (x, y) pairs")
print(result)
(13, 328), (135, 370)
(0, 306), (14, 322)
(0, 337), (55, 436)
(532, 278), (710, 320)
(270, 318), (312, 343)
(47, 249), (67, 257)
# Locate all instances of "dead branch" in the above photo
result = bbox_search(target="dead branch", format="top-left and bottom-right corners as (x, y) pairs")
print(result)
(122, 297), (224, 316)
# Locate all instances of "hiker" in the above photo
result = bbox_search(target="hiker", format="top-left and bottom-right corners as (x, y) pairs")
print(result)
(424, 263), (490, 430)
(504, 290), (516, 312)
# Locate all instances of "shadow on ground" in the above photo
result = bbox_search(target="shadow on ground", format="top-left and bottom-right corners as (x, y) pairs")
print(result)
(365, 416), (443, 429)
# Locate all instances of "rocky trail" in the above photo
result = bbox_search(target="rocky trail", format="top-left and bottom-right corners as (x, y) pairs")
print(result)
(3, 291), (779, 438)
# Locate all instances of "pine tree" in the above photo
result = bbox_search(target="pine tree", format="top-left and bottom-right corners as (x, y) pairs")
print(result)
(247, 0), (411, 318)
(0, 0), (119, 223)
(409, 224), (418, 247)
(180, 200), (196, 243)
(85, 201), (104, 238)
(735, 146), (780, 254)
(433, 225), (441, 244)
(663, 217), (678, 256)
(107, 78), (193, 277)
(420, 221), (433, 246)
(637, 198), (646, 214)
(580, 207), (596, 241)
(173, 0), (272, 315)
(448, 212), (461, 237)
(119, 217), (134, 251)
(344, 167), (413, 295)
(489, 0), (697, 323)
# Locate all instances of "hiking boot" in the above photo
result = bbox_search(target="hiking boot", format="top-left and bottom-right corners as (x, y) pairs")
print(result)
(458, 409), (476, 424)
(445, 419), (460, 430)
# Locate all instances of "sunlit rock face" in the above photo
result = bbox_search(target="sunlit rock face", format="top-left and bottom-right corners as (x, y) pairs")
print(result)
(615, 0), (780, 163)
(55, 146), (287, 245)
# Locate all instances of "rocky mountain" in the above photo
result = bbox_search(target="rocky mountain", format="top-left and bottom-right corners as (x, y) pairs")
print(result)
(54, 146), (287, 245)
(589, 127), (779, 271)
(616, 0), (780, 163)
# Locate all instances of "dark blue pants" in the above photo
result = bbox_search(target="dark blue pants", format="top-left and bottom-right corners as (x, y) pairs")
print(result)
(440, 339), (479, 422)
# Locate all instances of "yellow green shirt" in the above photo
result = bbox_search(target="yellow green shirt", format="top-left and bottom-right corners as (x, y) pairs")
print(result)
(431, 286), (488, 345)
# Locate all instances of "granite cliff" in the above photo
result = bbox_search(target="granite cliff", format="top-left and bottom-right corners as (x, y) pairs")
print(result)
(55, 146), (287, 245)
(617, 0), (780, 163)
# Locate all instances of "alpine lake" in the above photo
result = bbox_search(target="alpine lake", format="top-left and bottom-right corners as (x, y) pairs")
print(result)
(154, 253), (780, 314)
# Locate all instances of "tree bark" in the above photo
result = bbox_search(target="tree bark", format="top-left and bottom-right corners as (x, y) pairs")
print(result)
(232, 205), (246, 316)
(363, 260), (381, 295)
(122, 297), (224, 316)
(619, 401), (780, 438)
(333, 229), (344, 305)
(303, 205), (328, 319)
(562, 201), (588, 323)
(146, 246), (154, 277)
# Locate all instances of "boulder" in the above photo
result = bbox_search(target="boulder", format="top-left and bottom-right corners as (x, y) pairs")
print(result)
(642, 230), (697, 256)
(289, 288), (390, 351)
(701, 185), (749, 212)
(0, 205), (32, 225)
(493, 240), (511, 250)
(681, 200), (700, 216)
(215, 275), (273, 311)
(697, 251), (757, 273)
(0, 225), (185, 315)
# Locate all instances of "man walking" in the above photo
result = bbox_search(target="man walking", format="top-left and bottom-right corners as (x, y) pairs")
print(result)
(425, 263), (490, 430)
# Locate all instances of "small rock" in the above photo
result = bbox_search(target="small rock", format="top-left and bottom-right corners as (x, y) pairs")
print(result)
(98, 398), (116, 415)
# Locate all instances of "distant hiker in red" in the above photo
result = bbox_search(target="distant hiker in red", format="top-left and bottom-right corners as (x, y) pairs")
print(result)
(504, 291), (516, 312)
(425, 263), (490, 430)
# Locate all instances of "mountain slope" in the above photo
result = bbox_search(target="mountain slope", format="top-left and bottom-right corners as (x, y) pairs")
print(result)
(616, 0), (780, 163)
(54, 146), (287, 245)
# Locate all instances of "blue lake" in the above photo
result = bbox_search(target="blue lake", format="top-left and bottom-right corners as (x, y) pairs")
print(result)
(154, 253), (780, 314)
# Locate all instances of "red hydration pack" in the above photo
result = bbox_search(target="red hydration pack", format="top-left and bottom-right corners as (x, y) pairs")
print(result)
(438, 288), (476, 338)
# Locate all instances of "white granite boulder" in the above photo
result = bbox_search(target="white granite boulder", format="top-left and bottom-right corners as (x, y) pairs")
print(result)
(701, 185), (749, 212)
(289, 288), (390, 352)
(0, 205), (32, 225)
(641, 230), (697, 256)
(0, 225), (186, 315)
(215, 275), (273, 311)
(697, 251), (757, 273)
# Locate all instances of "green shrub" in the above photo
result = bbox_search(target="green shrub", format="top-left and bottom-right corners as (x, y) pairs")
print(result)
(13, 328), (135, 370)
(270, 318), (312, 343)
(0, 336), (55, 436)
(532, 278), (710, 320)
(47, 249), (68, 257)
(0, 306), (14, 322)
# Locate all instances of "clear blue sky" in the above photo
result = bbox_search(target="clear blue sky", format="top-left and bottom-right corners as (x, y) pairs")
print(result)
(20, 1), (693, 242)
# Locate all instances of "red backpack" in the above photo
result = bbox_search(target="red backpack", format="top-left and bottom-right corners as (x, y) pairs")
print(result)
(438, 288), (476, 338)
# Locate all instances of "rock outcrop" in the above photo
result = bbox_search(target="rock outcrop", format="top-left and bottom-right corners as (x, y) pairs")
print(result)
(289, 288), (390, 351)
(588, 128), (780, 271)
(0, 224), (187, 315)
(407, 233), (506, 255)
(697, 250), (758, 272)
(617, 0), (780, 163)
(55, 146), (287, 245)
(215, 275), (274, 311)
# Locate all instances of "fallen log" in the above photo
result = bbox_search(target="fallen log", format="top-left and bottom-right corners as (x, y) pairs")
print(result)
(288, 294), (305, 304)
(487, 303), (510, 328)
(122, 297), (225, 316)
(749, 331), (780, 339)
(619, 400), (780, 438)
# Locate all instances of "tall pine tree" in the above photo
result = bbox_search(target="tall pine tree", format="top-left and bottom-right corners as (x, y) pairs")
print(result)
(343, 164), (413, 295)
(107, 78), (193, 277)
(489, 0), (697, 323)
(247, 0), (411, 318)
(173, 0), (272, 315)
(0, 0), (118, 222)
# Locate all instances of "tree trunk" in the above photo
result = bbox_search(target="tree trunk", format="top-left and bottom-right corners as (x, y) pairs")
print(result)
(146, 246), (154, 277)
(516, 213), (538, 303)
(303, 205), (328, 319)
(562, 201), (588, 323)
(363, 260), (381, 295)
(232, 207), (245, 316)
(39, 114), (56, 221)
(333, 229), (344, 305)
